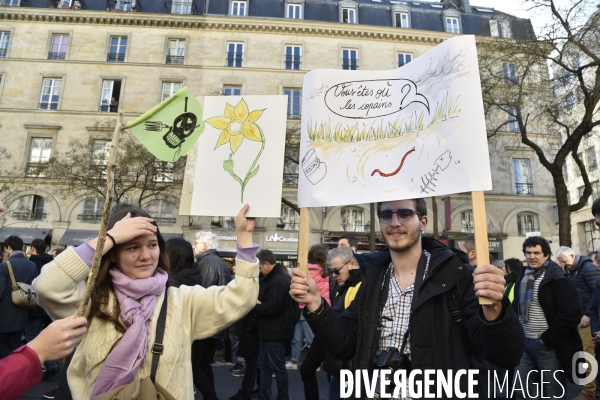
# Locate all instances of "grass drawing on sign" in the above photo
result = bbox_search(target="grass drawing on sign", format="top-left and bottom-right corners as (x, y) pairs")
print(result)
(204, 98), (265, 202)
(307, 92), (460, 143)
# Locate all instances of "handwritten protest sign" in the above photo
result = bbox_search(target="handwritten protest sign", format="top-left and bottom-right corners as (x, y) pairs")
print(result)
(298, 35), (492, 208)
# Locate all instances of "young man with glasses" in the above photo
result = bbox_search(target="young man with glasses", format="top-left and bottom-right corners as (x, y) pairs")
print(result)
(290, 198), (525, 398)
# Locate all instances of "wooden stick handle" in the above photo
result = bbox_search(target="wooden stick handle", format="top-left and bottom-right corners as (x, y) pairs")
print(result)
(472, 190), (494, 306)
(297, 208), (310, 277)
(76, 113), (124, 317)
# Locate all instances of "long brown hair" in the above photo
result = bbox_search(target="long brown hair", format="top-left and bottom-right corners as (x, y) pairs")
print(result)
(89, 205), (171, 334)
(308, 244), (329, 278)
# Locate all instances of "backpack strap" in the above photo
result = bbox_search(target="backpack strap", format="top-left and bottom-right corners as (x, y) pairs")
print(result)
(445, 279), (471, 358)
(150, 288), (169, 383)
(5, 260), (18, 291)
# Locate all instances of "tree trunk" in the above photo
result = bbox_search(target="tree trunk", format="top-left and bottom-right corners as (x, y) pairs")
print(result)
(431, 196), (439, 239)
(553, 174), (573, 247)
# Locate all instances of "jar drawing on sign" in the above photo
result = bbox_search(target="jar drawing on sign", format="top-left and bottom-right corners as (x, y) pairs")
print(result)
(302, 149), (327, 185)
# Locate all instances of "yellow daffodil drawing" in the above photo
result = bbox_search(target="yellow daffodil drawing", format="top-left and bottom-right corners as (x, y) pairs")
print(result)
(205, 99), (266, 202)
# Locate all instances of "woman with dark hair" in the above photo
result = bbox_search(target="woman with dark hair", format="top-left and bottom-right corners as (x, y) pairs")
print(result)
(166, 238), (201, 287)
(504, 258), (524, 302)
(33, 204), (259, 400)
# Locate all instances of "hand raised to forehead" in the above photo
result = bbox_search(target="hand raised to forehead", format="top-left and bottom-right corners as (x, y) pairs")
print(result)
(108, 213), (157, 245)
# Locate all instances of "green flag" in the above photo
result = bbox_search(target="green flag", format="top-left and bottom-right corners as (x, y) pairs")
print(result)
(127, 87), (204, 162)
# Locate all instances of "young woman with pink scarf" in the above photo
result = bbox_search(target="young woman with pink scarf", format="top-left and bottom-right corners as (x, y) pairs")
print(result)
(32, 204), (260, 400)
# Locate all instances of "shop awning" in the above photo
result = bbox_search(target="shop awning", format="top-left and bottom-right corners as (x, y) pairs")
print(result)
(58, 230), (98, 246)
(217, 248), (297, 261)
(0, 227), (51, 244)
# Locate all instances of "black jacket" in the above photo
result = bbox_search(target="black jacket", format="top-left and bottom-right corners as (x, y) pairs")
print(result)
(566, 255), (600, 317)
(28, 253), (53, 318)
(195, 249), (231, 288)
(306, 238), (525, 398)
(236, 312), (259, 358)
(170, 266), (203, 288)
(513, 259), (583, 381)
(0, 252), (38, 333)
(253, 264), (293, 342)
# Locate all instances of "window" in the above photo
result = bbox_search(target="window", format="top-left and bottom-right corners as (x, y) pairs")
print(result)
(575, 152), (583, 177)
(587, 147), (597, 172)
(584, 220), (600, 252)
(116, 0), (135, 11)
(341, 207), (364, 232)
(502, 62), (517, 85)
(89, 139), (110, 179)
(513, 158), (532, 195)
(283, 88), (301, 119)
(342, 49), (358, 70)
(153, 160), (175, 182)
(79, 198), (103, 222)
(593, 181), (600, 202)
(563, 163), (569, 181)
(285, 45), (301, 70)
(26, 138), (52, 177)
(342, 8), (356, 23)
(231, 0), (246, 16)
(397, 53), (412, 67)
(107, 36), (127, 62)
(445, 17), (460, 33)
(147, 200), (176, 225)
(507, 106), (519, 132)
(460, 210), (474, 233)
(211, 216), (235, 228)
(39, 78), (61, 110)
(172, 0), (192, 14)
(161, 82), (183, 102)
(14, 195), (46, 221)
(490, 19), (511, 38)
(1, 0), (20, 5)
(60, 0), (71, 6)
(278, 204), (299, 230)
(517, 212), (539, 236)
(286, 3), (301, 19)
(48, 34), (69, 60)
(394, 12), (409, 28)
(0, 32), (11, 58)
(99, 80), (122, 112)
(223, 85), (242, 96)
(166, 39), (185, 64)
(226, 43), (243, 67)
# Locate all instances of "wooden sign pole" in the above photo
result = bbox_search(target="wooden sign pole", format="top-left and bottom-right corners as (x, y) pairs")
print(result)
(297, 208), (310, 277)
(76, 112), (124, 317)
(471, 190), (493, 305)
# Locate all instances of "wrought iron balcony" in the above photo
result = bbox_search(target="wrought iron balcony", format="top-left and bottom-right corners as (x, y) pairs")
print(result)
(226, 52), (243, 67)
(48, 52), (66, 60)
(78, 213), (102, 223)
(13, 212), (46, 221)
(166, 55), (184, 65)
(99, 104), (118, 112)
(283, 173), (298, 187)
(107, 52), (125, 62)
(342, 60), (358, 70)
(25, 162), (49, 177)
(287, 114), (301, 120)
(285, 56), (301, 70)
(38, 102), (58, 110)
(515, 183), (533, 196)
(155, 217), (177, 225)
(88, 165), (107, 179)
(277, 222), (299, 230)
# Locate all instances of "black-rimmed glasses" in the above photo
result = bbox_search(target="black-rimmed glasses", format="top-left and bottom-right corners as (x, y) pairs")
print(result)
(377, 209), (422, 224)
(326, 260), (352, 275)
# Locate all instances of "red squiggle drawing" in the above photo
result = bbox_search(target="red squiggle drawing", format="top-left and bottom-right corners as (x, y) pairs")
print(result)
(371, 147), (416, 177)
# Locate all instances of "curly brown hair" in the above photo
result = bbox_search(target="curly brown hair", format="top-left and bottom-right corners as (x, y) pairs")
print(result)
(308, 244), (329, 277)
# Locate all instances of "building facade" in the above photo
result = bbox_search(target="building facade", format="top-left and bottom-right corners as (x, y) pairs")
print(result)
(0, 0), (559, 261)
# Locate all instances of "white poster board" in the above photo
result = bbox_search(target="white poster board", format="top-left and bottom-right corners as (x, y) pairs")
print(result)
(186, 95), (287, 217)
(298, 35), (492, 208)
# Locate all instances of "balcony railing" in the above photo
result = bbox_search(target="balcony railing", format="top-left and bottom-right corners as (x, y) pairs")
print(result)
(166, 55), (184, 65)
(277, 222), (299, 230)
(226, 53), (243, 67)
(515, 183), (533, 196)
(287, 114), (301, 120)
(107, 52), (125, 62)
(285, 56), (301, 70)
(155, 217), (177, 225)
(48, 52), (66, 60)
(88, 164), (107, 179)
(38, 102), (58, 110)
(99, 104), (118, 112)
(78, 213), (102, 223)
(13, 212), (46, 221)
(25, 162), (49, 177)
(342, 60), (358, 70)
(211, 219), (235, 229)
(0, 48), (6, 58)
(283, 173), (298, 187)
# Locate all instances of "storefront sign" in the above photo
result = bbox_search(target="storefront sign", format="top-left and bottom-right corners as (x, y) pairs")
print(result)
(266, 233), (299, 243)
(217, 235), (237, 241)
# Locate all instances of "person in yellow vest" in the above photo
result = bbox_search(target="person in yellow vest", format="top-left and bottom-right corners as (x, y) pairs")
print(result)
(503, 258), (524, 303)
(322, 246), (362, 400)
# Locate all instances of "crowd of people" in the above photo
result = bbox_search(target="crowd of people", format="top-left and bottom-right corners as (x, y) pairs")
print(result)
(3, 195), (600, 400)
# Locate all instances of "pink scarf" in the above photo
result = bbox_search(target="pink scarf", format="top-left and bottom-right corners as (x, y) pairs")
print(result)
(91, 268), (168, 397)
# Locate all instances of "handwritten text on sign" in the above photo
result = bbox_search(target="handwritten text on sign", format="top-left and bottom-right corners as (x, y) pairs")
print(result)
(324, 79), (430, 119)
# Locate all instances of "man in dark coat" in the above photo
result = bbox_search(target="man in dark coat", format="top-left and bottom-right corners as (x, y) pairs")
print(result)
(513, 236), (582, 400)
(0, 235), (38, 359)
(254, 249), (293, 400)
(290, 198), (525, 399)
(192, 231), (232, 400)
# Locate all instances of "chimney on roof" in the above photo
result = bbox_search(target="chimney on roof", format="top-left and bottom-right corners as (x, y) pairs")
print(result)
(442, 0), (472, 13)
